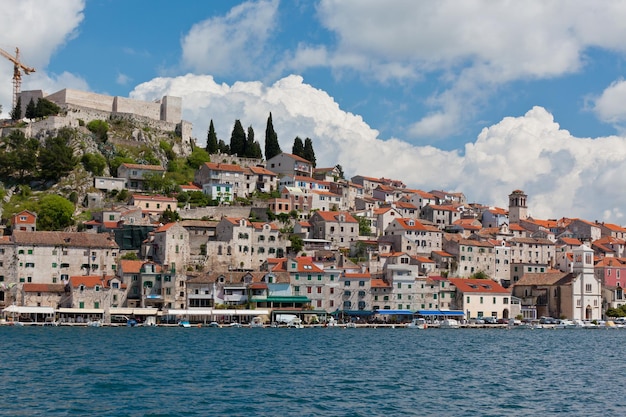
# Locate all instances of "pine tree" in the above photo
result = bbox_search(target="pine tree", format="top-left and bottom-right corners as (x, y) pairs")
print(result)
(264, 112), (281, 160)
(303, 137), (316, 167)
(245, 126), (255, 157)
(229, 120), (246, 156)
(218, 139), (230, 154)
(292, 136), (304, 157)
(206, 120), (219, 154)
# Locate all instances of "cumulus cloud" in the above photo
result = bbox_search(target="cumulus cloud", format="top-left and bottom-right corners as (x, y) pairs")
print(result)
(180, 0), (279, 78)
(307, 0), (626, 140)
(131, 74), (626, 223)
(0, 0), (85, 116)
(591, 79), (626, 129)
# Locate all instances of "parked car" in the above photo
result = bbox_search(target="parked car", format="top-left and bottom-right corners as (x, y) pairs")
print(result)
(497, 318), (510, 324)
(471, 317), (485, 324)
(539, 316), (557, 324)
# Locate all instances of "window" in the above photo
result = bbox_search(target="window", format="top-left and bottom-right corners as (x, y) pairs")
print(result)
(585, 283), (592, 293)
(480, 297), (483, 304)
(344, 281), (350, 287)
(79, 302), (85, 309)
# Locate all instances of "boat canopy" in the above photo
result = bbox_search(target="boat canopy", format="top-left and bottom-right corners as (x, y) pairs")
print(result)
(166, 309), (270, 316)
(2, 305), (55, 314)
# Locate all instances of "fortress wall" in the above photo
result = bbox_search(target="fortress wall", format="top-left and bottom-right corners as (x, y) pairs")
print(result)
(114, 97), (161, 120)
(161, 96), (182, 123)
(47, 89), (115, 112)
(179, 206), (251, 220)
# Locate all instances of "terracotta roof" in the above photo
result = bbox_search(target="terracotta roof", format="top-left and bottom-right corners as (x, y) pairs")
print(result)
(120, 163), (165, 171)
(371, 278), (391, 288)
(202, 162), (247, 173)
(131, 194), (177, 202)
(249, 166), (277, 176)
(70, 275), (114, 288)
(120, 260), (144, 274)
(448, 278), (509, 294)
(343, 272), (371, 279)
(22, 283), (65, 293)
(12, 231), (118, 249)
(282, 153), (312, 164)
(312, 211), (358, 223)
(512, 272), (569, 286)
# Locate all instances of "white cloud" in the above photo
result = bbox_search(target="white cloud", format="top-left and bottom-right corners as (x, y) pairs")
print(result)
(591, 79), (626, 128)
(0, 0), (85, 116)
(180, 0), (279, 78)
(309, 0), (626, 140)
(131, 74), (626, 224)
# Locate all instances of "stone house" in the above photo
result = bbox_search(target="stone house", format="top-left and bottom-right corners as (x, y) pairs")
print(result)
(382, 217), (442, 255)
(117, 163), (166, 191)
(448, 278), (513, 320)
(20, 283), (66, 308)
(11, 210), (37, 232)
(266, 153), (313, 177)
(339, 271), (372, 316)
(309, 211), (359, 249)
(420, 204), (461, 229)
(194, 162), (249, 199)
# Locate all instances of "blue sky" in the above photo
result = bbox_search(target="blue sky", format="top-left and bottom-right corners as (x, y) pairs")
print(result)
(4, 0), (626, 223)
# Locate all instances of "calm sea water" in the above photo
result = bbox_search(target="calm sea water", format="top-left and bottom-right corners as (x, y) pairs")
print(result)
(0, 326), (623, 416)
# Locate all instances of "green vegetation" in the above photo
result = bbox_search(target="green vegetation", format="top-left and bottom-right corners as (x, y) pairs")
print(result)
(205, 120), (218, 154)
(264, 112), (281, 160)
(358, 216), (371, 236)
(37, 195), (75, 231)
(86, 119), (109, 142)
(82, 153), (107, 176)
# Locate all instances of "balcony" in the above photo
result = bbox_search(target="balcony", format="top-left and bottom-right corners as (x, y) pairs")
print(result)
(224, 294), (247, 303)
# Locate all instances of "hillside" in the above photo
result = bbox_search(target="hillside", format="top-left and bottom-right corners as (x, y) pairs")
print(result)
(0, 113), (196, 229)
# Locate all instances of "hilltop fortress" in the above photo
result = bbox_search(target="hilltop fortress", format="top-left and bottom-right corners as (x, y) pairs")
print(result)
(13, 88), (193, 143)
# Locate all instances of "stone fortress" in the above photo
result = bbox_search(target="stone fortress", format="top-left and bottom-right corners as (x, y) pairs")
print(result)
(14, 88), (193, 143)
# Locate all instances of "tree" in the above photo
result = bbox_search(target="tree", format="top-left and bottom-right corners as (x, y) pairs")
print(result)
(246, 125), (262, 158)
(217, 139), (230, 154)
(10, 96), (22, 120)
(86, 119), (109, 142)
(187, 147), (210, 169)
(229, 120), (246, 156)
(37, 194), (75, 231)
(82, 153), (107, 176)
(303, 137), (316, 167)
(264, 112), (281, 160)
(25, 98), (36, 119)
(335, 164), (345, 179)
(39, 128), (79, 181)
(292, 136), (304, 157)
(34, 98), (61, 117)
(159, 207), (180, 223)
(205, 119), (219, 154)
(289, 234), (304, 253)
(357, 216), (371, 236)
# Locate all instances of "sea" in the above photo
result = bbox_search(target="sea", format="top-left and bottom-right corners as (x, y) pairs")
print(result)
(1, 326), (623, 417)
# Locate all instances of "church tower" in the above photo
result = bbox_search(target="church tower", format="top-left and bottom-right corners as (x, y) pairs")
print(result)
(508, 189), (528, 224)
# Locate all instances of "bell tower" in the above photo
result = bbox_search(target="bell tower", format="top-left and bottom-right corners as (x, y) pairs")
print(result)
(508, 190), (528, 224)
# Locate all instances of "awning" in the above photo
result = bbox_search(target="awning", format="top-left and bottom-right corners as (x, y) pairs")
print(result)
(416, 310), (465, 316)
(165, 309), (270, 316)
(109, 308), (159, 316)
(340, 310), (373, 316)
(375, 309), (413, 315)
(57, 308), (104, 314)
(3, 305), (55, 314)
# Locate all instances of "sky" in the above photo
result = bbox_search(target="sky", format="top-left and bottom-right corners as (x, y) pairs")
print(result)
(3, 0), (626, 224)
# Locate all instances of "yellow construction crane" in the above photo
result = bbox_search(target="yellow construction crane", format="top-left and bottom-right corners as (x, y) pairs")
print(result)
(0, 47), (35, 111)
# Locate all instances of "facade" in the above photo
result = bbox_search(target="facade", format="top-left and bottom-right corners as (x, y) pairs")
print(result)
(117, 163), (166, 192)
(448, 278), (512, 319)
(382, 218), (442, 255)
(130, 194), (178, 217)
(309, 211), (359, 249)
(421, 204), (461, 228)
(11, 210), (37, 232)
(266, 153), (313, 177)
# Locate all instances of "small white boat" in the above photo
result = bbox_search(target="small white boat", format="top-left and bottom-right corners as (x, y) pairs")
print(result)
(208, 321), (221, 328)
(178, 320), (191, 328)
(250, 316), (264, 328)
(407, 318), (427, 329)
(345, 322), (357, 329)
(440, 319), (460, 329)
(229, 322), (242, 328)
(87, 320), (102, 327)
(288, 318), (304, 329)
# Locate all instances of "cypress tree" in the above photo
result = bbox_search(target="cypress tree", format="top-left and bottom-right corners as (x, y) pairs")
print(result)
(264, 112), (281, 160)
(229, 120), (246, 156)
(245, 126), (255, 157)
(25, 98), (36, 119)
(303, 137), (316, 167)
(10, 96), (22, 120)
(292, 136), (304, 157)
(206, 120), (219, 154)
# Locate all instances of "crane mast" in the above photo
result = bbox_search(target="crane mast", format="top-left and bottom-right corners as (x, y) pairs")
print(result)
(0, 47), (36, 111)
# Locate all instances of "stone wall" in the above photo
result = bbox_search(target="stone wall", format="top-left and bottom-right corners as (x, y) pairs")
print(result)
(179, 206), (251, 220)
(114, 96), (161, 120)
